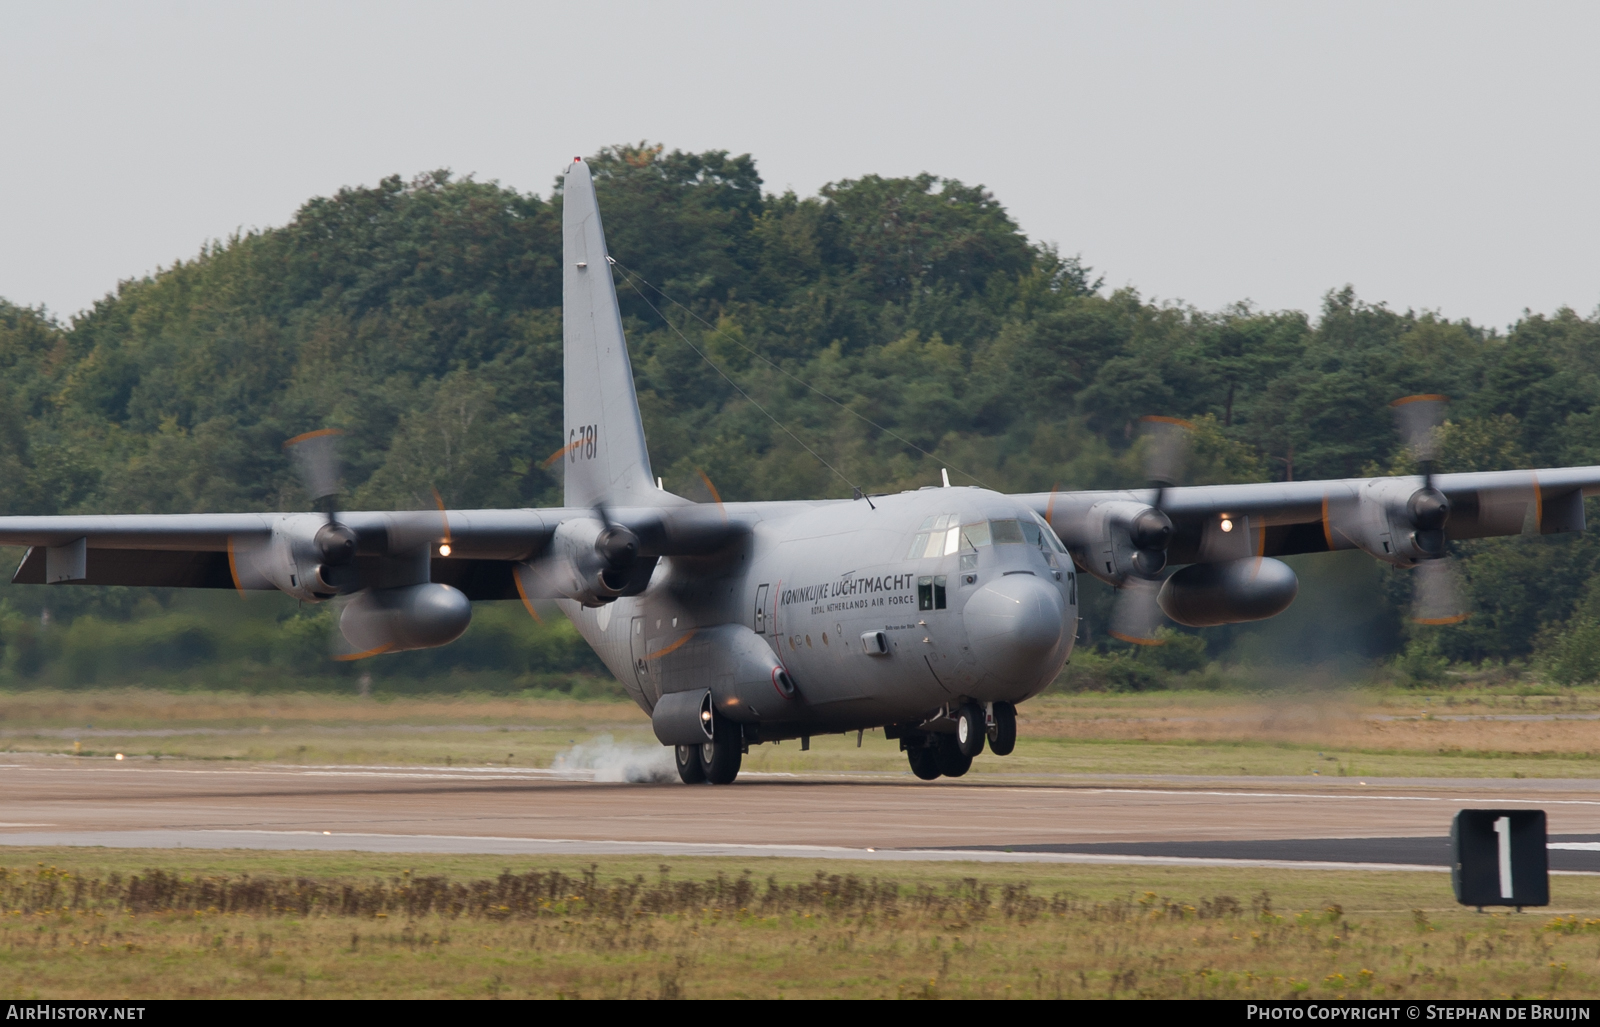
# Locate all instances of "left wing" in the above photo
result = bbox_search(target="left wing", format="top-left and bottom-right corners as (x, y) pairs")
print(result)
(1024, 465), (1600, 639)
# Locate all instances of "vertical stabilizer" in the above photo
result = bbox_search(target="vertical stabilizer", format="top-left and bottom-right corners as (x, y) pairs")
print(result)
(562, 158), (657, 508)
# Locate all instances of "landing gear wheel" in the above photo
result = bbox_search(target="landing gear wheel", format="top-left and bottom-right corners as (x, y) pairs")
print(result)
(675, 744), (706, 784)
(933, 734), (972, 778)
(907, 743), (942, 780)
(698, 715), (742, 784)
(987, 701), (1017, 756)
(955, 703), (987, 758)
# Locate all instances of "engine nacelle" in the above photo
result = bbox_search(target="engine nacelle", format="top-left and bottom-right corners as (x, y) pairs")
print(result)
(1324, 478), (1453, 567)
(1068, 500), (1173, 586)
(238, 515), (352, 601)
(549, 518), (657, 606)
(338, 582), (472, 654)
(1157, 557), (1298, 627)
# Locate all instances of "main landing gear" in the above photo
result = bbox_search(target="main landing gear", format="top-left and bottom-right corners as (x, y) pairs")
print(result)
(676, 711), (742, 785)
(904, 701), (1016, 780)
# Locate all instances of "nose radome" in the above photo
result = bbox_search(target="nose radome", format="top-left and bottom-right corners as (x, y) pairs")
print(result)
(963, 573), (1066, 686)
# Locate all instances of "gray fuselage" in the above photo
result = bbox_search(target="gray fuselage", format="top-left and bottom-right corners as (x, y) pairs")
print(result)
(564, 486), (1078, 737)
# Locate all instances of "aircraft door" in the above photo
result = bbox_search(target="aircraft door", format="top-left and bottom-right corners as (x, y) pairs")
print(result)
(629, 616), (655, 702)
(754, 584), (769, 633)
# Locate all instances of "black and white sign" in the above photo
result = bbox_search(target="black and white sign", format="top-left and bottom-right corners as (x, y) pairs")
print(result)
(1451, 809), (1549, 909)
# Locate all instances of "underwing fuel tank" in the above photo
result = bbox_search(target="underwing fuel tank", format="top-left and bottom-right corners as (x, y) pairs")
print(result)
(1156, 557), (1298, 628)
(338, 583), (472, 654)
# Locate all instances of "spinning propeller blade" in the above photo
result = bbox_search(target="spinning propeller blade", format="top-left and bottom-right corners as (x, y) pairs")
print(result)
(1389, 395), (1469, 625)
(285, 429), (344, 517)
(1107, 416), (1195, 645)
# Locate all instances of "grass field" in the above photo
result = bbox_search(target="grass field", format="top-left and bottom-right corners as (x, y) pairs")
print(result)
(6, 688), (1600, 997)
(3, 847), (1598, 999)
(6, 686), (1600, 779)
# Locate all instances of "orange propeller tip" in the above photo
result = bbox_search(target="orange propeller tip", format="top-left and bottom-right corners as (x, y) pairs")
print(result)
(696, 469), (724, 507)
(542, 439), (582, 468)
(334, 644), (393, 662)
(1108, 630), (1166, 647)
(1390, 394), (1450, 407)
(283, 427), (345, 448)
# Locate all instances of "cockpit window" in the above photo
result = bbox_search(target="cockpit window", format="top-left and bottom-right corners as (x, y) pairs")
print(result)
(990, 519), (1026, 544)
(909, 514), (1066, 560)
(906, 514), (961, 559)
(1033, 514), (1069, 553)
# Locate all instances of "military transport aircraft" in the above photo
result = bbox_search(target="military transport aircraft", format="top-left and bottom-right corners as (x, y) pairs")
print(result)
(3, 158), (1597, 785)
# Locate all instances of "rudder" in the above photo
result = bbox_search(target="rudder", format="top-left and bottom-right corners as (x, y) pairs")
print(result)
(562, 157), (657, 508)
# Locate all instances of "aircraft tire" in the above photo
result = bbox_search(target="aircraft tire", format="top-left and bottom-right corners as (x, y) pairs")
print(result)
(955, 703), (987, 758)
(907, 743), (942, 780)
(933, 734), (972, 778)
(675, 744), (706, 784)
(987, 701), (1017, 756)
(699, 718), (742, 784)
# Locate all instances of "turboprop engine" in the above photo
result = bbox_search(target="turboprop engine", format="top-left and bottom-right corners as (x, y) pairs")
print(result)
(1157, 557), (1299, 627)
(538, 515), (658, 607)
(1073, 499), (1174, 585)
(1326, 477), (1452, 567)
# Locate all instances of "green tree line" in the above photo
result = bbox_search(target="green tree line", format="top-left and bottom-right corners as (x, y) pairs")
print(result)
(1, 141), (1598, 691)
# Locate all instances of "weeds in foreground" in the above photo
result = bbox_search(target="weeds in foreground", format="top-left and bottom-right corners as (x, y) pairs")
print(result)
(1, 865), (1593, 999)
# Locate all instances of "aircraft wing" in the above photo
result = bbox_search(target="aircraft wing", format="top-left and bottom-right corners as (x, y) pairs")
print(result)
(0, 504), (743, 599)
(1026, 465), (1600, 570)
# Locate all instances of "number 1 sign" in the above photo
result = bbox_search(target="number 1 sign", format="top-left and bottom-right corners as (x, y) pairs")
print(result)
(1452, 809), (1549, 910)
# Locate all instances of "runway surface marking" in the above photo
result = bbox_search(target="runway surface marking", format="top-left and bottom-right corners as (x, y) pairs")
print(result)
(12, 755), (1600, 859)
(0, 827), (1456, 871)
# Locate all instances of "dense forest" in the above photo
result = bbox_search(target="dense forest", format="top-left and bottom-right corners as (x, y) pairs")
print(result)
(2, 142), (1599, 693)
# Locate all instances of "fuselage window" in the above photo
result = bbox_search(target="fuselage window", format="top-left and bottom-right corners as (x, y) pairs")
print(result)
(917, 574), (948, 610)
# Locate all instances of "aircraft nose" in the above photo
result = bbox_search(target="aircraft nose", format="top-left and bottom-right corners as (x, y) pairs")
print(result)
(963, 573), (1066, 685)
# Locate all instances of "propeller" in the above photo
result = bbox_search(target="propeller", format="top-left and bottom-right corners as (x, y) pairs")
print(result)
(1108, 416), (1192, 646)
(510, 468), (739, 619)
(1390, 395), (1468, 626)
(512, 501), (655, 615)
(1322, 396), (1468, 625)
(283, 429), (361, 593)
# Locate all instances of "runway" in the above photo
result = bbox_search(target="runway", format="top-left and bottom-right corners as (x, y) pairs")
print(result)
(7, 753), (1600, 871)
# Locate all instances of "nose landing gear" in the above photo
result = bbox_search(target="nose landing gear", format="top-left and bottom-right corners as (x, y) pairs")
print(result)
(903, 733), (972, 780)
(955, 703), (986, 758)
(907, 744), (941, 781)
(987, 701), (1017, 756)
(902, 700), (1019, 780)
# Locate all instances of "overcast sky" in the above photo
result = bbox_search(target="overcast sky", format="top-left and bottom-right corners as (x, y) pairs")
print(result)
(3, 1), (1596, 330)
